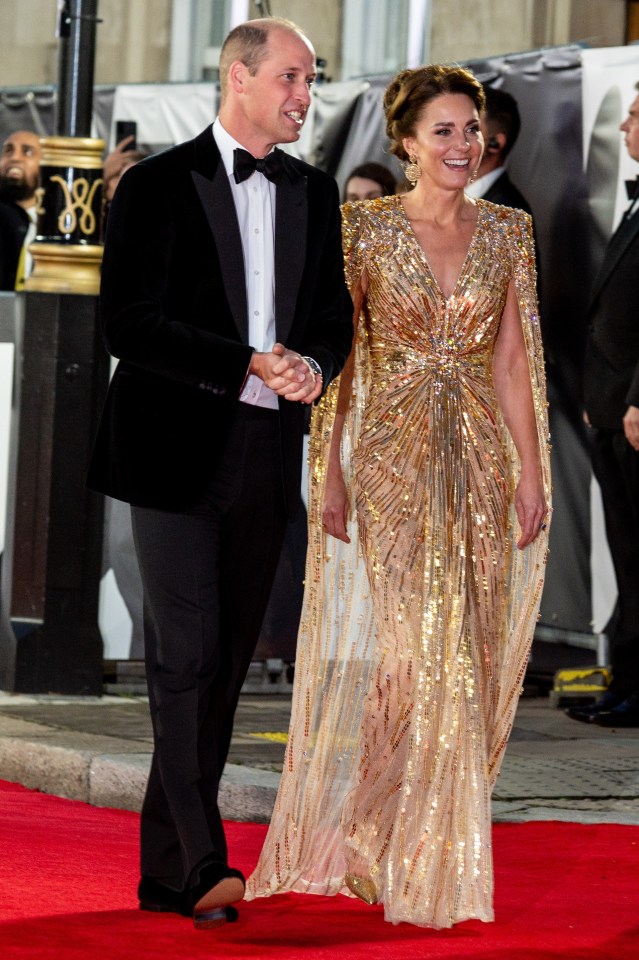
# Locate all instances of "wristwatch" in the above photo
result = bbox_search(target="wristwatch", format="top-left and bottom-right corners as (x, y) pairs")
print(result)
(301, 356), (323, 379)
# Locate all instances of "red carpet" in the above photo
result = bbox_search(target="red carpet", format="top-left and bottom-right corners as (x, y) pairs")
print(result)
(0, 779), (637, 959)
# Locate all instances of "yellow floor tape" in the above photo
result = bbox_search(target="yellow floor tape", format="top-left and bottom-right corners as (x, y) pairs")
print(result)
(249, 731), (289, 744)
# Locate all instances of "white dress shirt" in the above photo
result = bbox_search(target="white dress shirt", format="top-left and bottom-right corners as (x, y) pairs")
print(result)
(465, 166), (505, 200)
(213, 118), (279, 409)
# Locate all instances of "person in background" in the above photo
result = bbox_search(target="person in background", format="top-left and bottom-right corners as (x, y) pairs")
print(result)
(0, 130), (41, 290)
(566, 82), (639, 728)
(465, 85), (532, 214)
(87, 16), (352, 930)
(343, 161), (396, 202)
(103, 134), (148, 206)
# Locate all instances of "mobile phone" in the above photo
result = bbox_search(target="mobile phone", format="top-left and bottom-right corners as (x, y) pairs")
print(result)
(115, 120), (137, 151)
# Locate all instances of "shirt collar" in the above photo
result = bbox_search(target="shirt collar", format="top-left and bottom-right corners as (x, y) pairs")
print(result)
(212, 117), (243, 179)
(212, 118), (278, 180)
(465, 166), (505, 199)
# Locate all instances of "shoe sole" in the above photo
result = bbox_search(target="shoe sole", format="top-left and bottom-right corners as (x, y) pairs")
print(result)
(193, 876), (245, 930)
(193, 908), (228, 930)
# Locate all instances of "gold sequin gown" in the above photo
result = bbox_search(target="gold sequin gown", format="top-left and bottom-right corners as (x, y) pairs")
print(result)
(246, 196), (550, 928)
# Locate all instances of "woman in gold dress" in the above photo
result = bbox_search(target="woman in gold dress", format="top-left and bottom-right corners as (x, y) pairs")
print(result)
(246, 65), (550, 929)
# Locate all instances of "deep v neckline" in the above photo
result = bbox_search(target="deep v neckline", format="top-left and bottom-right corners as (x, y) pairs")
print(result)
(396, 195), (483, 301)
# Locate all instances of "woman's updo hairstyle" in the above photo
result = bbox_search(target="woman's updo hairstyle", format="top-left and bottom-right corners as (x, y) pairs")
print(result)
(384, 65), (485, 162)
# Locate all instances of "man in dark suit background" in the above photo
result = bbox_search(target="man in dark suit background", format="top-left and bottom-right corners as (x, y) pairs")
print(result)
(566, 82), (639, 728)
(0, 130), (41, 290)
(466, 86), (532, 214)
(88, 17), (353, 928)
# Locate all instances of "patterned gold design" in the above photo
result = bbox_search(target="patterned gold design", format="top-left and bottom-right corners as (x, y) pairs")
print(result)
(404, 155), (421, 184)
(246, 197), (551, 928)
(49, 174), (102, 236)
(25, 136), (105, 294)
(34, 187), (46, 217)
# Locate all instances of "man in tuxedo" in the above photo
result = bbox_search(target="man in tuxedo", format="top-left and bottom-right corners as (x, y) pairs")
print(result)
(466, 86), (531, 213)
(88, 17), (353, 927)
(0, 130), (41, 290)
(566, 82), (639, 728)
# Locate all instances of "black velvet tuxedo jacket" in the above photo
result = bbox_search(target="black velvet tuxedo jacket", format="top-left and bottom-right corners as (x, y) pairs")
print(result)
(0, 199), (29, 290)
(482, 170), (532, 215)
(87, 126), (353, 513)
(584, 206), (639, 430)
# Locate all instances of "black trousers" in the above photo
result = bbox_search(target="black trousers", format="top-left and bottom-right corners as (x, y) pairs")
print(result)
(591, 427), (639, 697)
(131, 405), (287, 890)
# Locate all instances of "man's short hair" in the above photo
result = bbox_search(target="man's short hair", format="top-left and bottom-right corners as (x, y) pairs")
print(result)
(483, 86), (521, 158)
(219, 17), (309, 99)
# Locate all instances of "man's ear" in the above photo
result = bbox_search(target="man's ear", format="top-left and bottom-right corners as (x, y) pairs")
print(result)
(228, 60), (248, 94)
(486, 131), (507, 154)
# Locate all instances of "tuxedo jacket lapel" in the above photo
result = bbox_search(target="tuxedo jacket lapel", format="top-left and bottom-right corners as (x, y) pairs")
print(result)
(275, 153), (307, 343)
(191, 133), (248, 343)
(591, 208), (639, 305)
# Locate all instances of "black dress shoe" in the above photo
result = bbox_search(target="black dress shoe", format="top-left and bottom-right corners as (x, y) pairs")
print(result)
(593, 692), (639, 728)
(138, 877), (191, 917)
(190, 864), (246, 930)
(138, 877), (239, 922)
(564, 691), (624, 723)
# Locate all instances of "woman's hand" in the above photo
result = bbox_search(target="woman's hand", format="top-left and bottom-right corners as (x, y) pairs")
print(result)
(322, 468), (350, 543)
(515, 468), (547, 549)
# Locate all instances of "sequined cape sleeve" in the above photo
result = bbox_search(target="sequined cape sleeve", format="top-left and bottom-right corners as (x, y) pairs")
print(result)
(300, 200), (373, 631)
(488, 205), (551, 782)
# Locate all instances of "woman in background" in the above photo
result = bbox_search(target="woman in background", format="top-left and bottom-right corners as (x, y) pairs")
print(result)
(343, 161), (396, 202)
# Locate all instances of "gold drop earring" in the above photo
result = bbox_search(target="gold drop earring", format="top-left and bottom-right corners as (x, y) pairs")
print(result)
(404, 153), (421, 184)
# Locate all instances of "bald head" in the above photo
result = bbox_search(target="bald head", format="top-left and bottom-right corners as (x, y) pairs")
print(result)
(0, 130), (42, 207)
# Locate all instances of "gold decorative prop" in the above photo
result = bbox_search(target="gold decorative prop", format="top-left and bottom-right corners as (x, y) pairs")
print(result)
(25, 136), (105, 296)
(25, 243), (104, 295)
(49, 174), (103, 236)
(37, 136), (106, 170)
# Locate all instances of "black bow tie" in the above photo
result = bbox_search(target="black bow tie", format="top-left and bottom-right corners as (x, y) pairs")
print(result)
(625, 177), (639, 201)
(233, 148), (284, 184)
